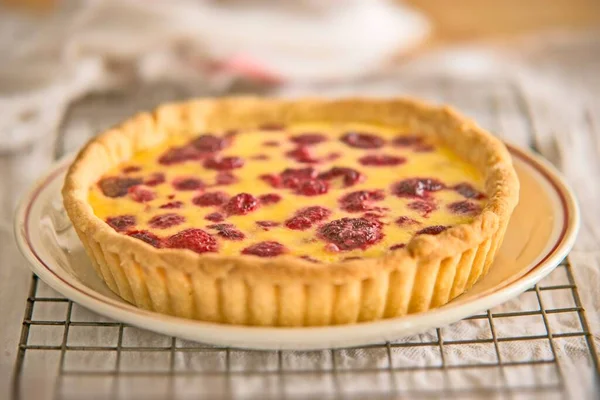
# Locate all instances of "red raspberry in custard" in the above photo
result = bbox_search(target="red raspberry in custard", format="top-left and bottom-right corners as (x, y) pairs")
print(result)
(358, 154), (406, 167)
(158, 145), (203, 165)
(259, 193), (282, 205)
(123, 166), (141, 173)
(242, 241), (287, 257)
(106, 215), (136, 232)
(191, 134), (230, 152)
(453, 183), (486, 200)
(295, 178), (329, 196)
(395, 216), (419, 227)
(172, 177), (204, 191)
(98, 176), (143, 198)
(339, 190), (385, 212)
(260, 123), (285, 131)
(193, 191), (229, 207)
(417, 225), (448, 235)
(223, 193), (259, 215)
(256, 221), (280, 230)
(297, 206), (331, 222)
(215, 171), (238, 186)
(407, 200), (437, 216)
(159, 201), (184, 209)
(148, 213), (185, 229)
(318, 217), (383, 251)
(127, 230), (162, 248)
(286, 146), (318, 164)
(260, 174), (282, 188)
(391, 178), (445, 198)
(205, 212), (225, 222)
(392, 135), (425, 147)
(341, 132), (385, 149)
(203, 156), (244, 170)
(145, 172), (166, 187)
(318, 167), (364, 187)
(166, 228), (217, 254)
(448, 200), (482, 215)
(128, 185), (156, 203)
(207, 223), (245, 241)
(285, 216), (313, 231)
(291, 133), (327, 146)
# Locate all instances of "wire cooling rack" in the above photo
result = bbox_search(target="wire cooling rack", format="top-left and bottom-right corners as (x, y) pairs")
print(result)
(10, 78), (600, 399)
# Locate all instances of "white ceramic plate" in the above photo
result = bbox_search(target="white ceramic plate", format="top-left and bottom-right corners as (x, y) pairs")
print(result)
(15, 145), (579, 350)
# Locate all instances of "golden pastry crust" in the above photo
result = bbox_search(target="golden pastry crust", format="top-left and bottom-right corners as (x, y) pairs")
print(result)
(62, 97), (519, 326)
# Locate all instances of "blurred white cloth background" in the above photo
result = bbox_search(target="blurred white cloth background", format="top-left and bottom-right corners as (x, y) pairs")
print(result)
(0, 0), (429, 152)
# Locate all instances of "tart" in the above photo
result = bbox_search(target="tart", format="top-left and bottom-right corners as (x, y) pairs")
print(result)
(62, 98), (519, 326)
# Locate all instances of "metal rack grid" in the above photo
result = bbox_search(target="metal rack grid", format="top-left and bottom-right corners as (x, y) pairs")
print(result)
(10, 78), (600, 399)
(12, 260), (599, 399)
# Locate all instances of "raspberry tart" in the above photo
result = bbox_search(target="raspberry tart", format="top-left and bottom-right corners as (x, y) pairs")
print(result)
(62, 98), (519, 326)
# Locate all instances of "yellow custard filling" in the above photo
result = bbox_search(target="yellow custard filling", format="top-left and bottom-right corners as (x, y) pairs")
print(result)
(89, 123), (486, 262)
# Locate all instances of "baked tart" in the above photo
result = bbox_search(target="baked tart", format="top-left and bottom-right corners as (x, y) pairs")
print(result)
(62, 98), (519, 326)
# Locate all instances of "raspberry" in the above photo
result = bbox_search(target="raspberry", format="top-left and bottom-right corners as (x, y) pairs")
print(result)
(389, 243), (406, 250)
(341, 132), (385, 149)
(395, 216), (419, 227)
(339, 190), (385, 212)
(166, 228), (217, 254)
(417, 225), (448, 235)
(256, 221), (280, 230)
(296, 206), (331, 222)
(159, 201), (183, 209)
(127, 230), (162, 248)
(203, 156), (244, 170)
(281, 167), (317, 180)
(318, 167), (364, 187)
(448, 200), (481, 215)
(215, 171), (238, 186)
(414, 145), (435, 152)
(358, 154), (406, 167)
(223, 193), (259, 215)
(242, 241), (287, 257)
(145, 173), (166, 187)
(392, 135), (424, 147)
(286, 146), (318, 163)
(106, 215), (136, 232)
(207, 223), (245, 241)
(391, 178), (445, 198)
(205, 212), (224, 222)
(291, 133), (327, 145)
(454, 183), (486, 200)
(148, 213), (185, 229)
(123, 166), (141, 173)
(318, 217), (383, 251)
(260, 174), (282, 188)
(158, 145), (203, 165)
(191, 134), (230, 152)
(98, 177), (142, 198)
(259, 193), (282, 205)
(408, 200), (437, 216)
(260, 123), (285, 131)
(172, 177), (204, 191)
(128, 185), (156, 203)
(295, 179), (328, 196)
(192, 191), (229, 207)
(285, 216), (313, 230)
